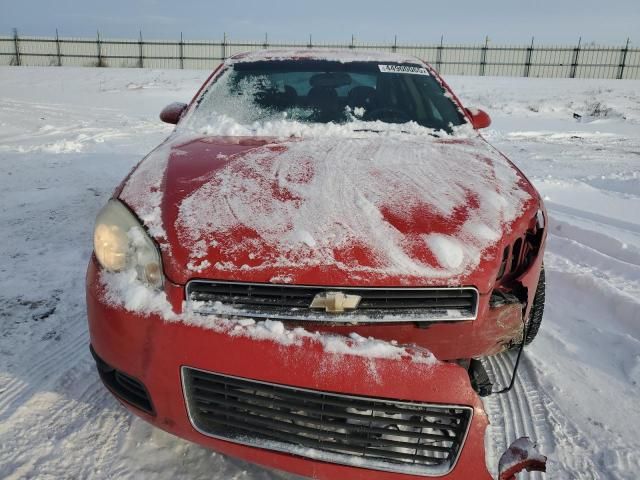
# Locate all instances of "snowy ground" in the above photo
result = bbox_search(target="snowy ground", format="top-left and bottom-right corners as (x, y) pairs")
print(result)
(0, 67), (638, 479)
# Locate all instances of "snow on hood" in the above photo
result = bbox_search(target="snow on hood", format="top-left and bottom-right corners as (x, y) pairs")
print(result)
(120, 127), (537, 287)
(179, 136), (531, 277)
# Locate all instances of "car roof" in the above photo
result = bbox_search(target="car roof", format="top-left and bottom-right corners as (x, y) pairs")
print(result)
(226, 48), (425, 66)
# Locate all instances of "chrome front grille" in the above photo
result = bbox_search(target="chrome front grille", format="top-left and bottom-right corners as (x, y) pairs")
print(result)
(182, 368), (472, 476)
(186, 281), (478, 322)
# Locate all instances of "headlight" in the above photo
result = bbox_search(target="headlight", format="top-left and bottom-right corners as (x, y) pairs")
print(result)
(93, 199), (163, 288)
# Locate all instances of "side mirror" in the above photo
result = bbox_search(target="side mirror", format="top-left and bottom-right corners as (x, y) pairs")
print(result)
(465, 108), (491, 129)
(160, 102), (188, 124)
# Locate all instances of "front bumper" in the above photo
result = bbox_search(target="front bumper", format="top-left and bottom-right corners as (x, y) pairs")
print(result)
(87, 259), (494, 479)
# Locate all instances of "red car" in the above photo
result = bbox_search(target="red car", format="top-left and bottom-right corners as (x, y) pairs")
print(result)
(87, 49), (547, 479)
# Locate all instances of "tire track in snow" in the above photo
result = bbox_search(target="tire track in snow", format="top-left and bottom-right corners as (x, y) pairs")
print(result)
(548, 217), (640, 270)
(546, 201), (640, 235)
(484, 353), (552, 479)
(484, 352), (603, 479)
(0, 324), (89, 422)
(0, 369), (127, 479)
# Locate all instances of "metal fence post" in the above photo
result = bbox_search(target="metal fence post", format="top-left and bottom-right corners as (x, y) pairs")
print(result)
(138, 30), (144, 68)
(179, 32), (184, 69)
(350, 34), (354, 49)
(570, 37), (581, 78)
(308, 34), (313, 48)
(436, 35), (443, 72)
(222, 32), (227, 62)
(392, 35), (397, 52)
(12, 28), (20, 66)
(55, 29), (62, 66)
(96, 30), (102, 66)
(480, 36), (489, 76)
(263, 32), (268, 49)
(524, 37), (534, 77)
(617, 37), (630, 79)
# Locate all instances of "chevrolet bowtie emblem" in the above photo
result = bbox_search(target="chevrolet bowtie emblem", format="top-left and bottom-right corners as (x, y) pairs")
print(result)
(309, 292), (361, 313)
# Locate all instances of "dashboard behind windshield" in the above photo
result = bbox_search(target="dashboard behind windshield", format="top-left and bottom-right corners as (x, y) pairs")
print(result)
(190, 60), (467, 132)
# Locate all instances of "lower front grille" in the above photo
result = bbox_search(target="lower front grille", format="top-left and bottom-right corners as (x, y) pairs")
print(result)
(182, 368), (472, 476)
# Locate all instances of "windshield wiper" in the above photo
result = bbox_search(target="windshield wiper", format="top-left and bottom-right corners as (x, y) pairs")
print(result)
(352, 128), (440, 138)
(352, 128), (383, 133)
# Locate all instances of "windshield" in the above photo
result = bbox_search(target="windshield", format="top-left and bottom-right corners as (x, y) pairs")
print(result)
(187, 60), (467, 134)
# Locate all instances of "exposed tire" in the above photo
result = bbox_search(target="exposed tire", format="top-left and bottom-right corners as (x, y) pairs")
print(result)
(524, 264), (545, 345)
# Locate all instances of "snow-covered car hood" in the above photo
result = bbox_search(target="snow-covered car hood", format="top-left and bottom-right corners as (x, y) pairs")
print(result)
(119, 132), (539, 291)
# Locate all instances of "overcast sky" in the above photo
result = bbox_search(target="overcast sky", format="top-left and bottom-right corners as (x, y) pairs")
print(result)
(0, 0), (637, 45)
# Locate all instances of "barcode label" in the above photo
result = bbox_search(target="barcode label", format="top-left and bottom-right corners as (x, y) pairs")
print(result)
(378, 64), (429, 75)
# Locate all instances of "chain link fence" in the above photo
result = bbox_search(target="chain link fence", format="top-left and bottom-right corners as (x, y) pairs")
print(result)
(1, 31), (637, 79)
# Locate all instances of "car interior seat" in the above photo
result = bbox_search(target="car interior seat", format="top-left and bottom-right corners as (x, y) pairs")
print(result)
(347, 86), (378, 112)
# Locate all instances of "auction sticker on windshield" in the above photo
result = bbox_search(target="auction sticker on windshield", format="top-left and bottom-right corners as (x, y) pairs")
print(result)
(378, 64), (429, 75)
